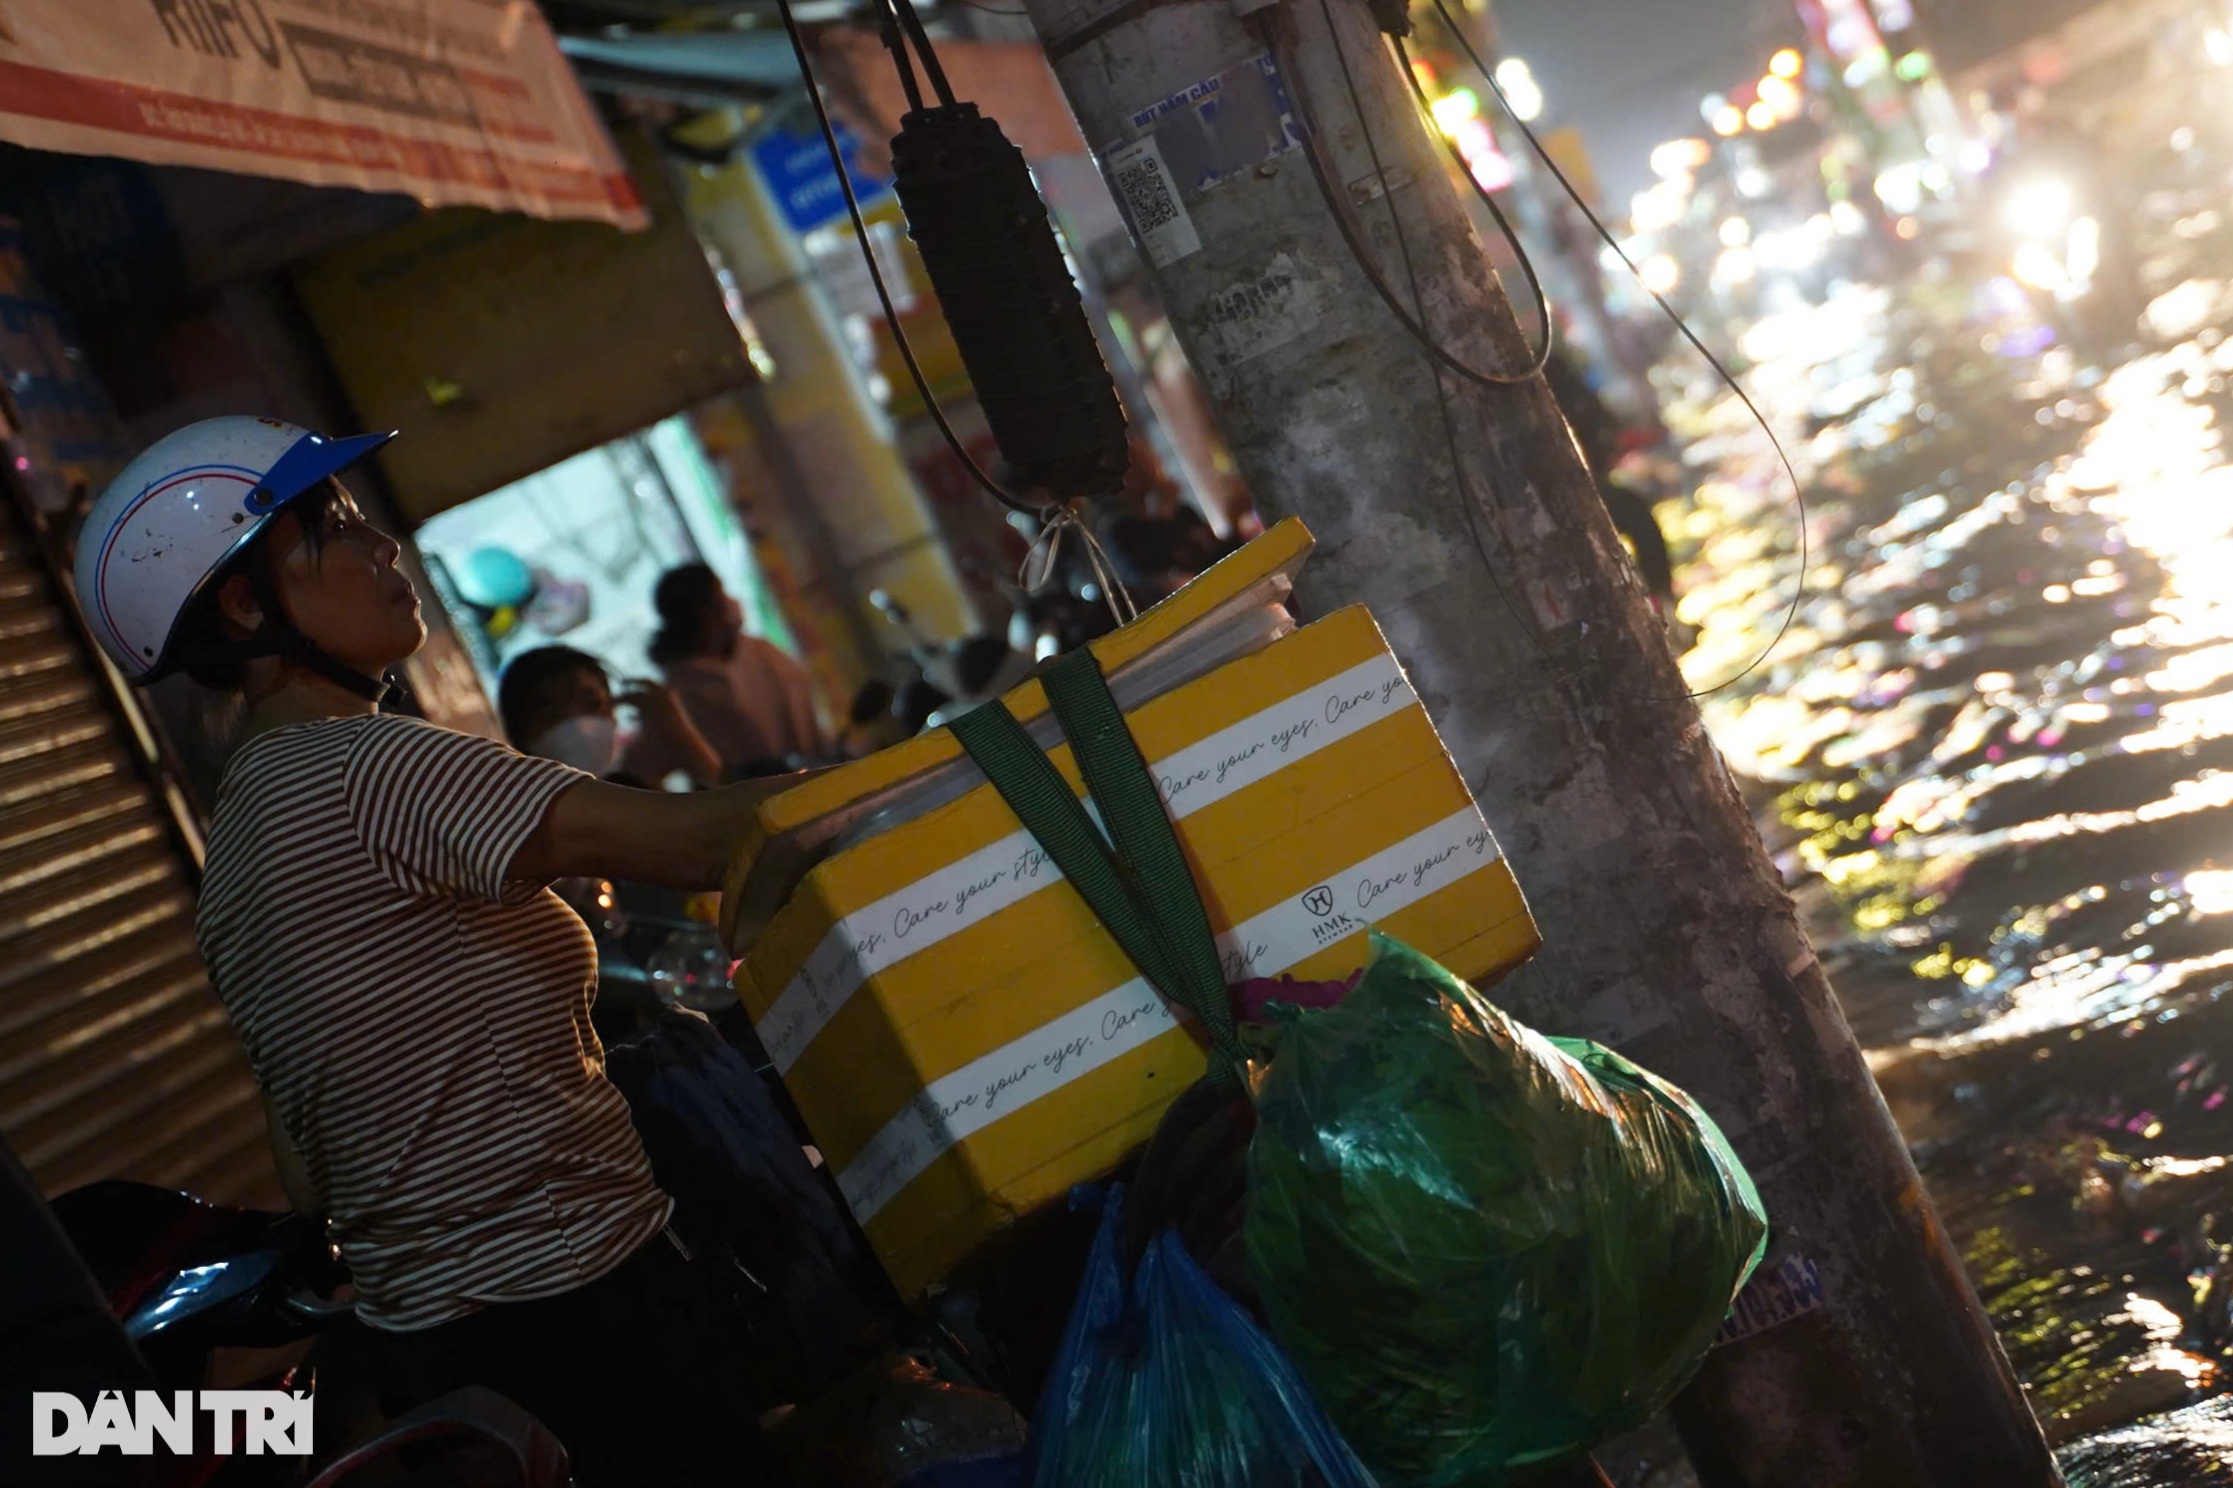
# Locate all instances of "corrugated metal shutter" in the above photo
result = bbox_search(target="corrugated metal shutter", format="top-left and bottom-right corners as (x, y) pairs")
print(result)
(0, 499), (276, 1206)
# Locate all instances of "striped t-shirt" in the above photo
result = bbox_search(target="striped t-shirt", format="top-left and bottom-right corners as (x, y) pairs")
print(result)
(196, 715), (672, 1331)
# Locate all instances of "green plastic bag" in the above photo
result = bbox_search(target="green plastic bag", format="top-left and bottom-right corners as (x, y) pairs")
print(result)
(1244, 932), (1768, 1486)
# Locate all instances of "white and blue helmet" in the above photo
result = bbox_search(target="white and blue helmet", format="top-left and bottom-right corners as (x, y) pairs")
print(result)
(73, 416), (395, 682)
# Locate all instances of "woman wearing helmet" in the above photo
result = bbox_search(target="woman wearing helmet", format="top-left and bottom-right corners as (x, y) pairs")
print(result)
(74, 417), (789, 1486)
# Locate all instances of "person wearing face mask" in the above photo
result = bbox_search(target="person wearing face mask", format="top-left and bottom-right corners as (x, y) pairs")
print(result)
(496, 645), (721, 790)
(72, 417), (805, 1487)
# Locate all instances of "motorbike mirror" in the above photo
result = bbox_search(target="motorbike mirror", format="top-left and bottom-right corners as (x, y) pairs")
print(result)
(124, 1249), (283, 1341)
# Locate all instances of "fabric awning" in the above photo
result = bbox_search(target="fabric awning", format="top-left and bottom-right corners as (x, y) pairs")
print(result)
(0, 0), (645, 229)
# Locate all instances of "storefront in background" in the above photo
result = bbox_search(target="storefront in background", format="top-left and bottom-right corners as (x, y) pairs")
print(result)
(413, 410), (791, 705)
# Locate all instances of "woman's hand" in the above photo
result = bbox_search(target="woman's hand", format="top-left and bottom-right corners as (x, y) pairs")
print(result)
(617, 678), (724, 788)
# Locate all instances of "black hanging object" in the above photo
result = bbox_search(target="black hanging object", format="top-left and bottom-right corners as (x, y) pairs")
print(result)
(888, 103), (1130, 499)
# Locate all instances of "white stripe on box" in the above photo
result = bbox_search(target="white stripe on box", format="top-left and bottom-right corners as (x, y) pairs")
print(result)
(757, 651), (1416, 1071)
(836, 804), (1503, 1222)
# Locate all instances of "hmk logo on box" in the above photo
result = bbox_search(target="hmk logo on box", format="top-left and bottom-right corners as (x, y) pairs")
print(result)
(32, 1391), (313, 1456)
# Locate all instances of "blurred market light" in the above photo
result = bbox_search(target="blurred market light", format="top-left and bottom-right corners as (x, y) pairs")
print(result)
(1753, 226), (1822, 272)
(1711, 105), (1746, 137)
(1757, 73), (1802, 120)
(1494, 57), (1544, 122)
(1720, 216), (1752, 247)
(1650, 137), (1712, 179)
(1631, 182), (1687, 233)
(1431, 87), (1480, 136)
(1746, 101), (1777, 130)
(2005, 177), (2073, 234)
(1640, 253), (1682, 295)
(1768, 47), (1803, 79)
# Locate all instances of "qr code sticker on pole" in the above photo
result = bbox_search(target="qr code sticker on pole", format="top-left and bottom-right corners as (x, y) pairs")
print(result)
(1107, 136), (1202, 267)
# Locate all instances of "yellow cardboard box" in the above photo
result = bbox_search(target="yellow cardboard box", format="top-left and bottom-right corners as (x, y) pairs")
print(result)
(724, 521), (1538, 1295)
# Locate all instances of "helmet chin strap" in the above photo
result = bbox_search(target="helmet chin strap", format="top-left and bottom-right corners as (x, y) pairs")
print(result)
(270, 627), (393, 705)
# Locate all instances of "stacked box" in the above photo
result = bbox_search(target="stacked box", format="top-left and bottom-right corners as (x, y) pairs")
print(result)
(726, 521), (1538, 1295)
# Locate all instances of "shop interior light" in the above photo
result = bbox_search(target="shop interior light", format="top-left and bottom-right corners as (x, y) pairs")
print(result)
(1700, 92), (1729, 123)
(1712, 106), (1747, 137)
(1894, 50), (1933, 81)
(1719, 216), (1752, 247)
(1757, 74), (1801, 118)
(1746, 101), (1777, 131)
(1769, 48), (1804, 79)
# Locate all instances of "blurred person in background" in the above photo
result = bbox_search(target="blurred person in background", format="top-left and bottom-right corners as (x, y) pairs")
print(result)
(498, 645), (722, 791)
(499, 645), (724, 1042)
(650, 564), (834, 779)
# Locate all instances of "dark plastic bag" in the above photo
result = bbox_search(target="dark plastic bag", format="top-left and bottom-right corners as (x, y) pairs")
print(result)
(607, 1009), (887, 1396)
(1246, 933), (1767, 1487)
(1029, 1186), (1375, 1488)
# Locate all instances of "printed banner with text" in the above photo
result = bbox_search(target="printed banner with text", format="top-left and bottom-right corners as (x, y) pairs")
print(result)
(0, 0), (644, 229)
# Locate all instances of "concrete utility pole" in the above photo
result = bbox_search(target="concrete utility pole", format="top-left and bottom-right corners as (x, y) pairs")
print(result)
(1021, 0), (2060, 1481)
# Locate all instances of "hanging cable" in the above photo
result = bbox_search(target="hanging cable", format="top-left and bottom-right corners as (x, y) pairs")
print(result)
(885, 0), (959, 107)
(1267, 1), (1567, 677)
(1391, 31), (1552, 380)
(772, 0), (1138, 625)
(773, 0), (1033, 515)
(1256, 15), (1549, 388)
(876, 0), (928, 114)
(1426, 0), (1807, 697)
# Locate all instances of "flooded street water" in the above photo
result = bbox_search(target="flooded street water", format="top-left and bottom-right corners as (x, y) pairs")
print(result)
(1664, 255), (2233, 1478)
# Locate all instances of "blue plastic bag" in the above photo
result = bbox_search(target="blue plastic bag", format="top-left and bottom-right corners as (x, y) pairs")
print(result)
(1029, 1185), (1375, 1488)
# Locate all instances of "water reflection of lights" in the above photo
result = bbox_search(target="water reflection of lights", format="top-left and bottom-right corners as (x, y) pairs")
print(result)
(1675, 276), (2233, 1056)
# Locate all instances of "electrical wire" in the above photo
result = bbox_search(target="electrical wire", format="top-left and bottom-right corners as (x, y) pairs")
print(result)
(1392, 31), (1552, 380)
(772, 0), (1037, 517)
(878, 0), (928, 115)
(1265, 4), (1567, 676)
(886, 0), (959, 108)
(1426, 0), (1808, 697)
(1261, 16), (1550, 388)
(774, 0), (1140, 627)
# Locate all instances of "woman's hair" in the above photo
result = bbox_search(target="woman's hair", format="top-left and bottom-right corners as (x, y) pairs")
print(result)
(648, 564), (729, 666)
(497, 645), (605, 747)
(167, 481), (348, 693)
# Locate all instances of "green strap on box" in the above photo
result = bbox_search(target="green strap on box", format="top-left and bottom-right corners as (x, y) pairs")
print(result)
(950, 649), (1246, 1086)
